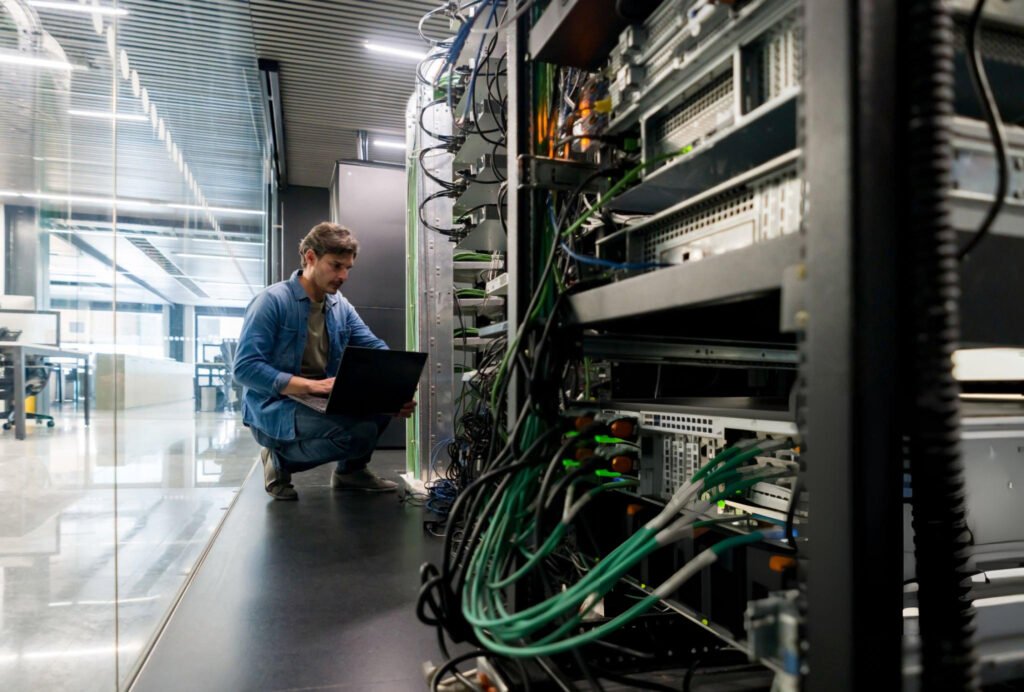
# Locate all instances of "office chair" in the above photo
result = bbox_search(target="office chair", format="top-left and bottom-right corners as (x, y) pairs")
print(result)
(1, 354), (55, 430)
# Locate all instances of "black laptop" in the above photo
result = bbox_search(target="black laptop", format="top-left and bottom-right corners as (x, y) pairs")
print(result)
(289, 347), (427, 416)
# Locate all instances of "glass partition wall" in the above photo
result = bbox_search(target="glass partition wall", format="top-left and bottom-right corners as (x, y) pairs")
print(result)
(0, 2), (269, 690)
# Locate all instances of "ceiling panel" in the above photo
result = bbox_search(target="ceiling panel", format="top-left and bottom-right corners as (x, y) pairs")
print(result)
(249, 0), (432, 186)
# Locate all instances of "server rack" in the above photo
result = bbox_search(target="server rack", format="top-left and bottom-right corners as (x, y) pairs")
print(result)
(413, 1), (1024, 688)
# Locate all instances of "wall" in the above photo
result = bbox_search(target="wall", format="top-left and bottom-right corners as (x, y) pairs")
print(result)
(279, 185), (330, 282)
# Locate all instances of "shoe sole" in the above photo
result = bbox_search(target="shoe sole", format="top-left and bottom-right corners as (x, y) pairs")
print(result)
(266, 491), (299, 501)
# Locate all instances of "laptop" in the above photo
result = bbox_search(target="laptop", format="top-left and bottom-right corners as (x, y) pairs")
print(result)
(289, 347), (428, 416)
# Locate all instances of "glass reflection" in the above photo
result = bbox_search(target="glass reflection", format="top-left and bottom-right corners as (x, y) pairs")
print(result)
(0, 0), (269, 689)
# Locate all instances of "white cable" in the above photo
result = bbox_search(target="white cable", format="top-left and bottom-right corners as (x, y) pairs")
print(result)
(654, 549), (717, 597)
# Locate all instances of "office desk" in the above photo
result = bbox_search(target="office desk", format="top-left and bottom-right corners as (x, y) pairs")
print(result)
(0, 342), (90, 440)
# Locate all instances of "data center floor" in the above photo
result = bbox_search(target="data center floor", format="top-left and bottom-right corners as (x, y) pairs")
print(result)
(131, 449), (442, 692)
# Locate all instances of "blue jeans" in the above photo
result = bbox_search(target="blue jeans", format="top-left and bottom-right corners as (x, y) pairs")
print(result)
(251, 406), (391, 476)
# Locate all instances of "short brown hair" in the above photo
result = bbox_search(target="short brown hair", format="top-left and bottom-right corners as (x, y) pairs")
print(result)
(298, 222), (359, 267)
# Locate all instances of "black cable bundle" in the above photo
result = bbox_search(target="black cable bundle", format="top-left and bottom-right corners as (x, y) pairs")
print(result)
(901, 0), (978, 688)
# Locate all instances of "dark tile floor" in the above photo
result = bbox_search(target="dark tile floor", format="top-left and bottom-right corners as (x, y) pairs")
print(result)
(131, 450), (447, 692)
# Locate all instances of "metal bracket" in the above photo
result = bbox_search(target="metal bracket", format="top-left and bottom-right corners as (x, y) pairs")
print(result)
(779, 263), (807, 333)
(518, 155), (611, 194)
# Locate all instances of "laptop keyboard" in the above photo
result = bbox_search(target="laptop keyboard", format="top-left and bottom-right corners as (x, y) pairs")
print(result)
(289, 394), (328, 413)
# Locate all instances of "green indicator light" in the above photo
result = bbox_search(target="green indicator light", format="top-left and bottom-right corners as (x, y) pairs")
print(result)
(681, 145), (694, 155)
(701, 618), (709, 626)
(562, 459), (581, 469)
(717, 500), (726, 509)
(595, 469), (621, 478)
(594, 435), (625, 445)
(564, 431), (580, 438)
(640, 583), (646, 589)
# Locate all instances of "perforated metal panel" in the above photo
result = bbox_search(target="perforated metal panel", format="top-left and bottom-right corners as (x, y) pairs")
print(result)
(760, 18), (800, 102)
(659, 432), (723, 500)
(954, 23), (1024, 65)
(641, 168), (802, 264)
(641, 410), (716, 435)
(653, 70), (735, 152)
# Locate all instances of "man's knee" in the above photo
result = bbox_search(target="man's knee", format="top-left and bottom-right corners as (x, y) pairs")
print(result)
(348, 420), (380, 458)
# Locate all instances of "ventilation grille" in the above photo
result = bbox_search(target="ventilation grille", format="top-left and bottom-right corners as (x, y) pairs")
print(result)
(760, 18), (800, 101)
(127, 237), (209, 298)
(642, 169), (802, 264)
(642, 411), (715, 434)
(954, 22), (1024, 66)
(660, 433), (722, 500)
(654, 70), (734, 151)
(662, 436), (690, 499)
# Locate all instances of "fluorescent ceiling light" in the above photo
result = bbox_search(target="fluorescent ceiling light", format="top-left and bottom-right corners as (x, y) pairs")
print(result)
(29, 1), (129, 16)
(0, 52), (75, 70)
(0, 190), (264, 217)
(365, 41), (426, 61)
(373, 139), (405, 150)
(176, 252), (262, 262)
(166, 203), (265, 216)
(69, 109), (148, 121)
(0, 190), (155, 210)
(189, 279), (249, 287)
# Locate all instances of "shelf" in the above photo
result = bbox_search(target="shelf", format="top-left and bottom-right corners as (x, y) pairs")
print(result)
(456, 218), (506, 253)
(454, 337), (495, 350)
(454, 181), (501, 217)
(478, 321), (508, 338)
(610, 93), (799, 213)
(456, 296), (505, 316)
(485, 273), (508, 296)
(454, 129), (506, 169)
(454, 261), (502, 283)
(583, 336), (798, 368)
(567, 233), (800, 325)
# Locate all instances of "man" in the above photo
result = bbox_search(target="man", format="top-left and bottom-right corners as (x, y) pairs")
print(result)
(233, 222), (415, 500)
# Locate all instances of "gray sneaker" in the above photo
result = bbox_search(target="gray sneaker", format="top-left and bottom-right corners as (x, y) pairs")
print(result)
(260, 447), (298, 501)
(330, 467), (398, 492)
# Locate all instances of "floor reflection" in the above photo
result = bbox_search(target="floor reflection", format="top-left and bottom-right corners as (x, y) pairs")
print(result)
(0, 402), (259, 691)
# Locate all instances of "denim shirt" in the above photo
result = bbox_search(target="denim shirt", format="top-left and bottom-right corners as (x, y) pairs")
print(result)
(233, 270), (387, 440)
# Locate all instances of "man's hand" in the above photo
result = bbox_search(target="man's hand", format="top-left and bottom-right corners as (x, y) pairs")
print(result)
(306, 377), (335, 397)
(282, 375), (334, 397)
(395, 400), (417, 419)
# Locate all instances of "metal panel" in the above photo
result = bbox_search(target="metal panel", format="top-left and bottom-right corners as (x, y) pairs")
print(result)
(803, 0), (902, 688)
(409, 78), (455, 478)
(567, 233), (800, 326)
(332, 162), (407, 310)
